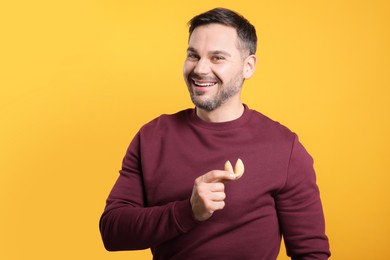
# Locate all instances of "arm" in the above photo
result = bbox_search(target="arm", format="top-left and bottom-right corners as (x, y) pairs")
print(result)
(100, 199), (195, 251)
(275, 135), (331, 259)
(99, 133), (198, 251)
(99, 132), (235, 251)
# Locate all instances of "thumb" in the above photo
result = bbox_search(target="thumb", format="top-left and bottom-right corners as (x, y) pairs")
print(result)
(203, 170), (235, 183)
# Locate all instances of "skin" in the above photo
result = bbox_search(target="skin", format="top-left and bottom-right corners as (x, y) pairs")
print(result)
(185, 24), (257, 221)
(191, 170), (236, 221)
(183, 23), (256, 123)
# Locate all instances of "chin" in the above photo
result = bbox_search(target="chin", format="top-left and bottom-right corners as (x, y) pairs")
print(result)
(193, 98), (221, 112)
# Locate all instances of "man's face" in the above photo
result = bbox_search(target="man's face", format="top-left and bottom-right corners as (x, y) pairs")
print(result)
(183, 24), (247, 111)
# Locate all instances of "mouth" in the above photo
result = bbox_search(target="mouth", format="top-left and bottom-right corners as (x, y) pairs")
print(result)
(192, 79), (217, 88)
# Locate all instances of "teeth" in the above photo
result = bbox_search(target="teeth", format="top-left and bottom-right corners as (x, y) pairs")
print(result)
(194, 81), (216, 87)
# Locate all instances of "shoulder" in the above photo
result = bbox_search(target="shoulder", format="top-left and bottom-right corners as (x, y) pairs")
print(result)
(248, 108), (296, 143)
(139, 108), (193, 136)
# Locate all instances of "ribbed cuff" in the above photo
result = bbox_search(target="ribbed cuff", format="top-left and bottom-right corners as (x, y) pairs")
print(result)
(173, 199), (200, 233)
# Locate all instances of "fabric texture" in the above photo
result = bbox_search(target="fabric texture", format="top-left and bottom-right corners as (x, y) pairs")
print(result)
(100, 104), (330, 259)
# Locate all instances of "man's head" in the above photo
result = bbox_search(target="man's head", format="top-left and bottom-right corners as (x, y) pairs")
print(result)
(183, 8), (257, 112)
(188, 8), (257, 57)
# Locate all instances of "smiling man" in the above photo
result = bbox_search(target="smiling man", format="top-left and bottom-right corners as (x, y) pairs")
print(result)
(100, 8), (330, 259)
(184, 23), (255, 121)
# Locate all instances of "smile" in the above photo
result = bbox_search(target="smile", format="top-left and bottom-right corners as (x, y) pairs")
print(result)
(193, 80), (217, 87)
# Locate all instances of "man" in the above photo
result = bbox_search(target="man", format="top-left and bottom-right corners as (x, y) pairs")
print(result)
(100, 7), (330, 259)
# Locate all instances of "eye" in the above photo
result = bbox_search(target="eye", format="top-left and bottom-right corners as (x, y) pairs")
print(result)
(187, 53), (199, 61)
(211, 56), (225, 62)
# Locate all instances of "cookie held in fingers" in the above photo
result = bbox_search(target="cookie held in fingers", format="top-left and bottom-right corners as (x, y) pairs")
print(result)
(224, 160), (234, 174)
(224, 159), (245, 179)
(233, 158), (245, 179)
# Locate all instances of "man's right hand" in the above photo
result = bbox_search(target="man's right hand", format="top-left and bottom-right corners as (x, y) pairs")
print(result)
(190, 170), (236, 221)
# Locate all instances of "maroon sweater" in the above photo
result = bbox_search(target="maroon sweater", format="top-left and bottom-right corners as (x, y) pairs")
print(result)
(100, 105), (330, 259)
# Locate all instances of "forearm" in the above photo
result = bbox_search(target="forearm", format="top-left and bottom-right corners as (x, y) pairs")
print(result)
(279, 192), (330, 260)
(100, 199), (197, 251)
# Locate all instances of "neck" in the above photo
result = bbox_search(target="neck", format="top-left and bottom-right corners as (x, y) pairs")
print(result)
(196, 99), (244, 123)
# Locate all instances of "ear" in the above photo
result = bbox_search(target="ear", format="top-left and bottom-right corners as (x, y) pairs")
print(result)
(243, 55), (257, 80)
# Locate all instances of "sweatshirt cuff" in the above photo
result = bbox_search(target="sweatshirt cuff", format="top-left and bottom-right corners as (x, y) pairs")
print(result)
(173, 199), (200, 232)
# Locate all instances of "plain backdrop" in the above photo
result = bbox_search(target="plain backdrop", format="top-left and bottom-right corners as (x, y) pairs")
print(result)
(1, 0), (389, 259)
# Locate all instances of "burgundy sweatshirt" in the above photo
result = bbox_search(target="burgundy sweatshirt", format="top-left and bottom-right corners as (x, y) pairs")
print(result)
(100, 105), (330, 259)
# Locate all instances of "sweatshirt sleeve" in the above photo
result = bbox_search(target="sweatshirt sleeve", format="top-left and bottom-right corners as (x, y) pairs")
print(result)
(99, 132), (199, 251)
(275, 134), (331, 259)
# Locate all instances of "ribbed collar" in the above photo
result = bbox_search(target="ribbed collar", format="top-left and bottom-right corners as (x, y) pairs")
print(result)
(188, 104), (252, 130)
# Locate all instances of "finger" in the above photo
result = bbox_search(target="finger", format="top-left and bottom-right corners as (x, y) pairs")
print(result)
(194, 183), (224, 201)
(203, 170), (235, 183)
(212, 201), (226, 211)
(210, 191), (226, 201)
(208, 182), (225, 192)
(203, 200), (226, 213)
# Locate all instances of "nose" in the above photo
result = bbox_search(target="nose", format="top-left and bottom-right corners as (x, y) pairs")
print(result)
(193, 58), (211, 75)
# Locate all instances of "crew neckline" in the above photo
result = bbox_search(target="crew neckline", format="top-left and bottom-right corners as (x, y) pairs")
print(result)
(188, 104), (252, 130)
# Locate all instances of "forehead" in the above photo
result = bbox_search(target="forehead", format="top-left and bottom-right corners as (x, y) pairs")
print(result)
(188, 24), (240, 54)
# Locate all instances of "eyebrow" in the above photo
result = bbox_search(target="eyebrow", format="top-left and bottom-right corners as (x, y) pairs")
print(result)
(186, 47), (232, 57)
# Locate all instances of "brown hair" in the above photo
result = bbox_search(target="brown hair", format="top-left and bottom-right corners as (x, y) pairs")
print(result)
(188, 8), (257, 55)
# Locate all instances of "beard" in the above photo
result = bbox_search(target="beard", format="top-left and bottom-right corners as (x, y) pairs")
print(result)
(186, 72), (244, 111)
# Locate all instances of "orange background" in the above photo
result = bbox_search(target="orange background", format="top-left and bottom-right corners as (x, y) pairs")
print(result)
(1, 1), (389, 259)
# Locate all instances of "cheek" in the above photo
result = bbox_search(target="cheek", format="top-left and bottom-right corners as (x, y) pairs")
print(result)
(213, 66), (233, 82)
(220, 65), (244, 80)
(183, 61), (193, 77)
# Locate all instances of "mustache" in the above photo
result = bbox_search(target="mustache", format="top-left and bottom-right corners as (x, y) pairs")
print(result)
(188, 72), (219, 82)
